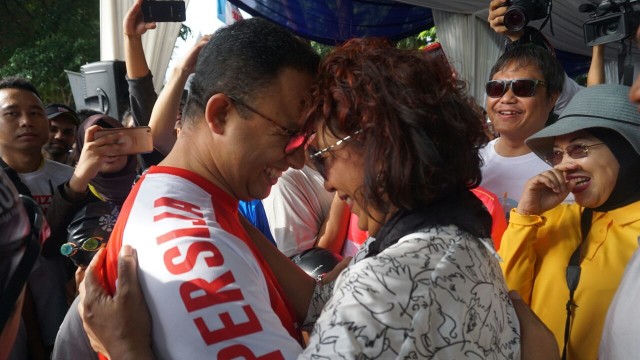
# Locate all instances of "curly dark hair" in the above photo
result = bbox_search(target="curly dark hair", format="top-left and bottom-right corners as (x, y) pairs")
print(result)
(301, 38), (486, 216)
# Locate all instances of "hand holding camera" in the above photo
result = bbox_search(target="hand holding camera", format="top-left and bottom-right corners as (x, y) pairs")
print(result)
(489, 0), (523, 40)
(489, 0), (551, 41)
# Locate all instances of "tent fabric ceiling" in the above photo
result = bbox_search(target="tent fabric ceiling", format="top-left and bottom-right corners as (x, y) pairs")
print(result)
(395, 0), (624, 60)
(224, 0), (634, 79)
(226, 0), (615, 58)
(227, 0), (434, 45)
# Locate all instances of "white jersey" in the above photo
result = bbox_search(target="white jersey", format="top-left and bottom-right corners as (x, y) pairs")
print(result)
(102, 166), (303, 359)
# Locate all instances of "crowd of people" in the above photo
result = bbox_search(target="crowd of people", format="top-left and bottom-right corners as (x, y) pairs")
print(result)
(1, 0), (640, 359)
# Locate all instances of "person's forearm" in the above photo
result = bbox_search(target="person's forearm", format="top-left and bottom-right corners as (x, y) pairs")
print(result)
(239, 215), (315, 322)
(315, 194), (350, 254)
(124, 35), (151, 79)
(149, 67), (190, 154)
(587, 45), (605, 86)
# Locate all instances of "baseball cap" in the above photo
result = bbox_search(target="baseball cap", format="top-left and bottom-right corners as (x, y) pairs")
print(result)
(45, 103), (80, 126)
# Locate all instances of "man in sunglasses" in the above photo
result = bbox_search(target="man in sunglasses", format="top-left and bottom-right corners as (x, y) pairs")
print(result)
(487, 0), (583, 116)
(75, 18), (322, 359)
(480, 45), (574, 220)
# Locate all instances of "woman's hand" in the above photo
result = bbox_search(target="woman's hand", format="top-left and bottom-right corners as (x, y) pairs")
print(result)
(69, 126), (129, 194)
(123, 0), (156, 38)
(175, 34), (212, 77)
(78, 245), (154, 360)
(516, 167), (574, 216)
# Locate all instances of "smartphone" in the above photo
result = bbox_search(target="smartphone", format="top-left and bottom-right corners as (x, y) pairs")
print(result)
(141, 1), (186, 22)
(94, 126), (154, 155)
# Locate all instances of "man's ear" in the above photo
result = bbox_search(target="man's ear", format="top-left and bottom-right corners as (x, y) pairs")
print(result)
(204, 93), (232, 135)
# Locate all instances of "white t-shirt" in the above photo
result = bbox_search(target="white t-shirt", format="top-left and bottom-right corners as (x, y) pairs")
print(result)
(18, 159), (73, 214)
(480, 138), (574, 219)
(262, 165), (334, 257)
(599, 237), (640, 360)
(102, 166), (303, 359)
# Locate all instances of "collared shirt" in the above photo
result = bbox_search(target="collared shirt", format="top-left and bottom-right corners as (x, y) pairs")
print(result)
(499, 201), (640, 359)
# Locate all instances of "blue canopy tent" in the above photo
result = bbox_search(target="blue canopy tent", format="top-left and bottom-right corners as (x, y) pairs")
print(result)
(225, 0), (628, 90)
(227, 0), (435, 45)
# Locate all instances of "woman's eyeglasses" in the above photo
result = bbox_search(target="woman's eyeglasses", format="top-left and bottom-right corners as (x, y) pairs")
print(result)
(485, 79), (546, 98)
(308, 130), (362, 179)
(60, 237), (105, 257)
(228, 96), (309, 154)
(544, 143), (605, 166)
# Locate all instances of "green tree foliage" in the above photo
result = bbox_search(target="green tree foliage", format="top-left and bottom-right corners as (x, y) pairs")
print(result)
(310, 26), (438, 58)
(0, 0), (100, 104)
(396, 27), (438, 50)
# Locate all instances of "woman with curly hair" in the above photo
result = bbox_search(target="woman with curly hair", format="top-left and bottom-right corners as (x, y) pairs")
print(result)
(76, 38), (521, 359)
(299, 37), (520, 358)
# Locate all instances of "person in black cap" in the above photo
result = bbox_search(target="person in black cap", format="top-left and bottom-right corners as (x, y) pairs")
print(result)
(44, 103), (80, 165)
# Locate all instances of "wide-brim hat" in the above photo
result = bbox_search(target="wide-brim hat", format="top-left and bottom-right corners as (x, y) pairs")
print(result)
(526, 84), (640, 162)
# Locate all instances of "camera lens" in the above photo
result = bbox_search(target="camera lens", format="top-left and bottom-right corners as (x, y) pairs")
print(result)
(504, 7), (527, 31)
(604, 22), (619, 35)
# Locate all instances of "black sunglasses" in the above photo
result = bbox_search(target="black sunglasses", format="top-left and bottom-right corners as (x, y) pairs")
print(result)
(486, 79), (546, 98)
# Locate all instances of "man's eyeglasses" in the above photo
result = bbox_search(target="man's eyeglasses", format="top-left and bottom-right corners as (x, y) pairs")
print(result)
(60, 237), (105, 257)
(544, 143), (605, 166)
(308, 130), (362, 179)
(228, 96), (309, 154)
(485, 79), (546, 98)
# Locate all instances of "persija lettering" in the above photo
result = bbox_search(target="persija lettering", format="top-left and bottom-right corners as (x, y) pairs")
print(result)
(153, 197), (282, 358)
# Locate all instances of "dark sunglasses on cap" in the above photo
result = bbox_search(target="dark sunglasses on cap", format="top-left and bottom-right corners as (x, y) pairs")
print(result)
(544, 143), (604, 166)
(486, 79), (546, 98)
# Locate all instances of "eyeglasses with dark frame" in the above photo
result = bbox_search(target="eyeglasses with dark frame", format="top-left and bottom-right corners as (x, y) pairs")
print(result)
(485, 79), (547, 98)
(228, 95), (309, 154)
(544, 143), (605, 166)
(308, 130), (362, 179)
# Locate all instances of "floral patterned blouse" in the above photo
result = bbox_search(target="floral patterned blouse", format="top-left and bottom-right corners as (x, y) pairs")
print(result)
(301, 225), (521, 359)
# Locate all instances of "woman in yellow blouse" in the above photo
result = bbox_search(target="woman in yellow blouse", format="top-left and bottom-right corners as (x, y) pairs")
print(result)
(499, 84), (640, 360)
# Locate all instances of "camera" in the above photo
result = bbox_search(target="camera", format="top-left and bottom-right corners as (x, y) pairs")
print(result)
(503, 0), (552, 32)
(582, 0), (640, 46)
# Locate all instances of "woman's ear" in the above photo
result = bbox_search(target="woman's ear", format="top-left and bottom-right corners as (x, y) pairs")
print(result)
(204, 93), (232, 134)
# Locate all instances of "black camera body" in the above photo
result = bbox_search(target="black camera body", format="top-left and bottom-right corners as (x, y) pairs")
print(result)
(504, 0), (552, 32)
(582, 0), (640, 46)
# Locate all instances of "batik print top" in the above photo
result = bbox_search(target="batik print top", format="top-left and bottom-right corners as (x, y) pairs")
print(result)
(300, 225), (521, 359)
